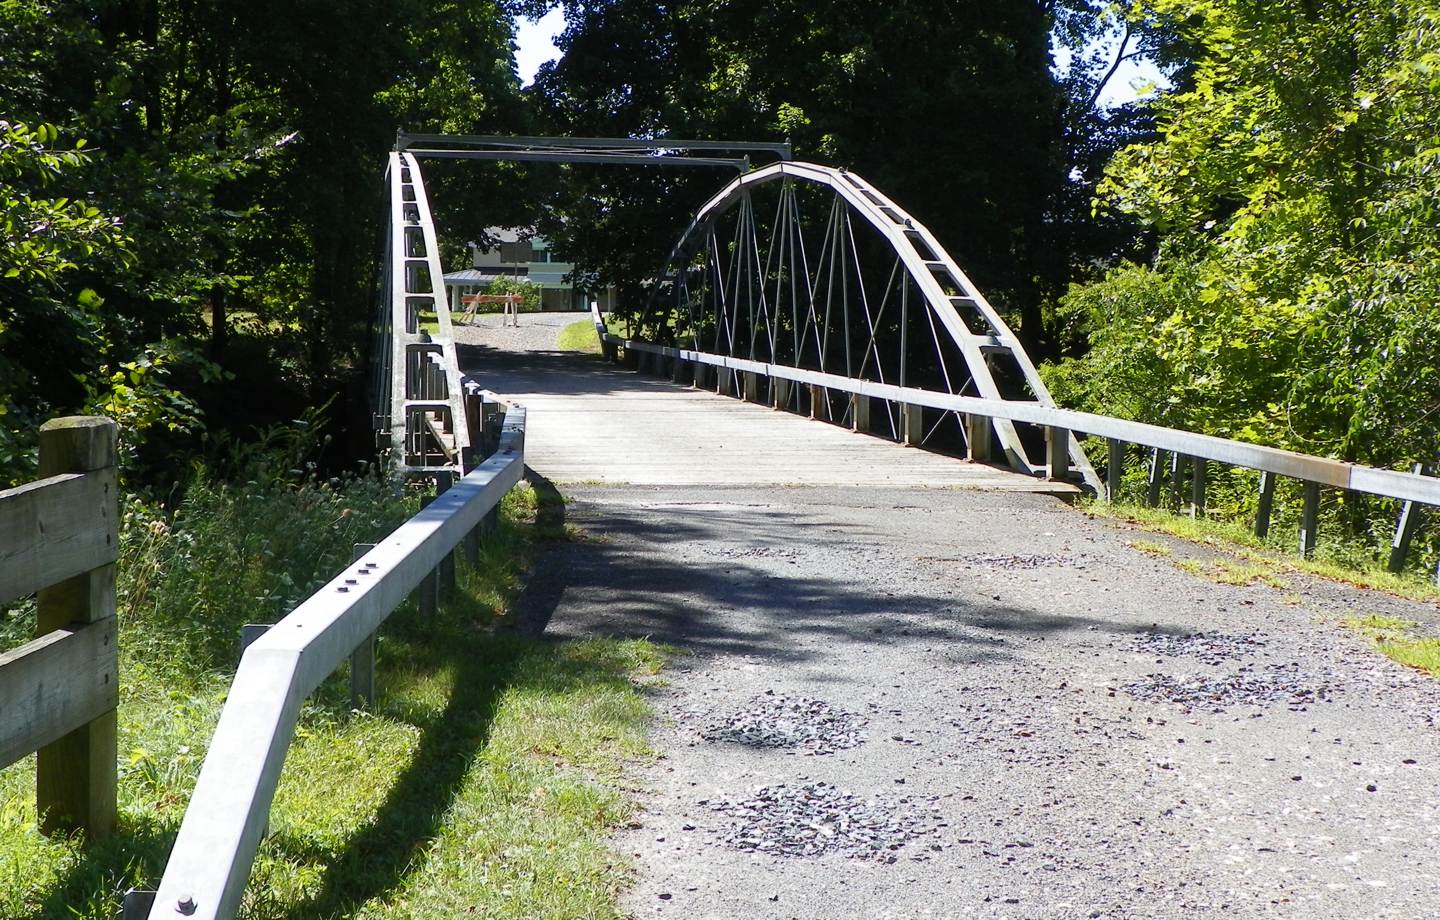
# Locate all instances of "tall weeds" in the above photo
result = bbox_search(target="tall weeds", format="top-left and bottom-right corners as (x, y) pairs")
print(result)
(117, 413), (418, 683)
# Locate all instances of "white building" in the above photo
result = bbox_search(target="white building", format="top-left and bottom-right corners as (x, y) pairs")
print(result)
(442, 227), (615, 313)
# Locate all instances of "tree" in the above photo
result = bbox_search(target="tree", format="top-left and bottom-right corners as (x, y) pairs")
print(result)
(1048, 0), (1440, 477)
(527, 0), (1077, 351)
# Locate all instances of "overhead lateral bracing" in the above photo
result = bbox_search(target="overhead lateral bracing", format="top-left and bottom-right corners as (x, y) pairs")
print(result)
(373, 134), (792, 479)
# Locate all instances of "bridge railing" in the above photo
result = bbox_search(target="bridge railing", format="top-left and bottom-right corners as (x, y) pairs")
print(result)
(137, 404), (526, 920)
(599, 327), (1440, 563)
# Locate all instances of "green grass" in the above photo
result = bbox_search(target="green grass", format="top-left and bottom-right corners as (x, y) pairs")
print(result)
(556, 317), (629, 355)
(556, 319), (602, 354)
(1343, 614), (1440, 677)
(0, 440), (665, 919)
(1091, 500), (1440, 604)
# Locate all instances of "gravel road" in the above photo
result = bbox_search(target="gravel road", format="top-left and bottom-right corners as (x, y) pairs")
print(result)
(508, 484), (1440, 919)
(457, 319), (1440, 917)
(450, 309), (585, 353)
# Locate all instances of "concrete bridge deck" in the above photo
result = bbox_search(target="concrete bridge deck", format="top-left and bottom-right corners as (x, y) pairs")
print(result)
(461, 343), (1072, 492)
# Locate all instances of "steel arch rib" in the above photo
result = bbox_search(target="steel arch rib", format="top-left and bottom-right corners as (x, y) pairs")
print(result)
(655, 160), (1099, 490)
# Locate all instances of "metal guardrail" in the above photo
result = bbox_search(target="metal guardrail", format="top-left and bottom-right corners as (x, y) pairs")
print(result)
(599, 327), (1440, 558)
(139, 406), (526, 920)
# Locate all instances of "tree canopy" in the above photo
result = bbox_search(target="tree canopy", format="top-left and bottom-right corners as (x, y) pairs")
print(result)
(4, 0), (1437, 531)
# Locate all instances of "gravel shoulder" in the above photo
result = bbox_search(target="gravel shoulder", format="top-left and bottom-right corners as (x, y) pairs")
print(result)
(509, 483), (1440, 920)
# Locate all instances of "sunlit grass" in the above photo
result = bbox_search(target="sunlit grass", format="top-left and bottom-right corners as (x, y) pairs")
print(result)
(1092, 500), (1440, 604)
(0, 445), (665, 919)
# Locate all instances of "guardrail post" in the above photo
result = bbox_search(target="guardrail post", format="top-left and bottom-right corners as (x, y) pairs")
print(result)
(772, 378), (790, 411)
(717, 368), (733, 397)
(851, 394), (870, 433)
(1106, 438), (1124, 501)
(1255, 471), (1276, 539)
(416, 494), (439, 618)
(809, 384), (824, 419)
(1146, 449), (1164, 507)
(1388, 463), (1425, 572)
(1299, 481), (1321, 558)
(1169, 453), (1188, 512)
(1191, 458), (1207, 518)
(902, 404), (923, 446)
(437, 474), (457, 596)
(966, 414), (991, 463)
(350, 544), (377, 708)
(1046, 426), (1069, 481)
(692, 362), (709, 390)
(624, 344), (639, 371)
(35, 416), (118, 839)
(671, 355), (687, 385)
(743, 371), (759, 403)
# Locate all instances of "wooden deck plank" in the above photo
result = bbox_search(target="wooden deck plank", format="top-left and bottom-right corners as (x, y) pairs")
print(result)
(466, 352), (1076, 492)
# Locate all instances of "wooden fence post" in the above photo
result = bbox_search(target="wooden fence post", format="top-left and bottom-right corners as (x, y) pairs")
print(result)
(36, 416), (118, 839)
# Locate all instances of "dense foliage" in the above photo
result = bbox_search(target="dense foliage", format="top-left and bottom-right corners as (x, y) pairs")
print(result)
(5, 0), (1439, 555)
(1049, 0), (1440, 478)
(527, 0), (1137, 351)
(0, 0), (529, 485)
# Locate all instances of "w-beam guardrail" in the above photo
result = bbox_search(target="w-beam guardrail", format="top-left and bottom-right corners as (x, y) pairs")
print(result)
(137, 405), (525, 920)
(597, 314), (1440, 564)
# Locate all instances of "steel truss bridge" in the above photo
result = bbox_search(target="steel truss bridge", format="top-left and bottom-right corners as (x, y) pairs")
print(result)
(134, 135), (1440, 920)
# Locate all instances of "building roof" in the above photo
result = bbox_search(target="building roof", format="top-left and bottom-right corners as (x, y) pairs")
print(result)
(442, 268), (527, 286)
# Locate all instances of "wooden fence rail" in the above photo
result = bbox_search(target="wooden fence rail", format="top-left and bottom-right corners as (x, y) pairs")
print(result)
(0, 416), (119, 839)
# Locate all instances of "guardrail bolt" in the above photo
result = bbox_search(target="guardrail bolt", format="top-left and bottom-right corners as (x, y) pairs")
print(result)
(176, 895), (197, 915)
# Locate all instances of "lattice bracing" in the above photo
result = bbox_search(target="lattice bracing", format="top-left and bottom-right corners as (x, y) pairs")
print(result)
(645, 161), (1099, 489)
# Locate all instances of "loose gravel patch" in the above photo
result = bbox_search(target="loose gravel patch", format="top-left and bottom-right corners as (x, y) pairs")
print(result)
(701, 692), (865, 755)
(706, 782), (942, 860)
(1123, 662), (1337, 713)
(952, 552), (1083, 570)
(1133, 630), (1266, 665)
